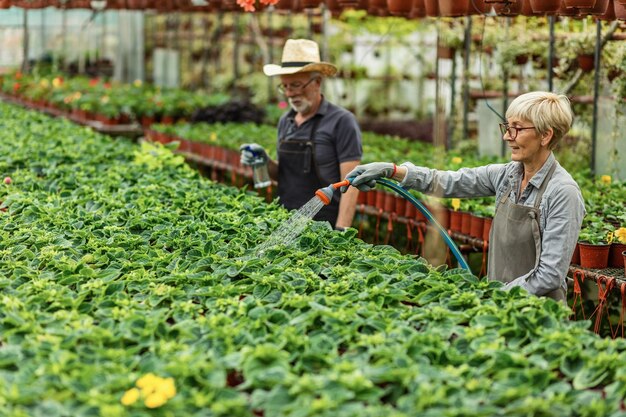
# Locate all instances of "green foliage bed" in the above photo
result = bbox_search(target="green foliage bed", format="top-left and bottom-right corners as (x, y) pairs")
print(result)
(1, 102), (626, 416)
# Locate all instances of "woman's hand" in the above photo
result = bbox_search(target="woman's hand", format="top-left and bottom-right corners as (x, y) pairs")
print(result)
(341, 162), (396, 192)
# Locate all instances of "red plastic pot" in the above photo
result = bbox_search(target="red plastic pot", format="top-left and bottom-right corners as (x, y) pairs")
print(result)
(469, 215), (485, 239)
(571, 242), (581, 264)
(609, 243), (626, 268)
(460, 211), (472, 235)
(578, 242), (610, 269)
(449, 210), (462, 232)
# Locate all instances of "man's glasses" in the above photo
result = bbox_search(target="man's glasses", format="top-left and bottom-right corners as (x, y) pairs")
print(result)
(499, 123), (535, 140)
(277, 77), (318, 95)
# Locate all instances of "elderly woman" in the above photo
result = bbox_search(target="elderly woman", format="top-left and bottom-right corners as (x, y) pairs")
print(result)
(343, 91), (585, 303)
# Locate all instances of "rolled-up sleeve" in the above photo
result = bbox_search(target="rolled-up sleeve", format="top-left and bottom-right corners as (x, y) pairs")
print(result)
(505, 183), (586, 295)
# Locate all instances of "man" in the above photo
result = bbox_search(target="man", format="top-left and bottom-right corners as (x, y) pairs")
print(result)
(240, 39), (362, 230)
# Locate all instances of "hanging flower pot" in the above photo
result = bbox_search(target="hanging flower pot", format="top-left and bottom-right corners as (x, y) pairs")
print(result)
(0, 0), (11, 8)
(579, 0), (608, 13)
(423, 0), (438, 16)
(387, 0), (412, 15)
(579, 242), (611, 269)
(493, 0), (521, 15)
(437, 45), (456, 59)
(596, 0), (615, 19)
(367, 0), (387, 14)
(564, 0), (596, 6)
(529, 0), (561, 13)
(409, 0), (426, 17)
(615, 0), (626, 18)
(471, 0), (491, 13)
(557, 2), (580, 15)
(577, 53), (595, 72)
(438, 0), (470, 16)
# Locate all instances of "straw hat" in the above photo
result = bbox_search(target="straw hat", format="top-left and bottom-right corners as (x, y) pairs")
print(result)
(263, 39), (337, 77)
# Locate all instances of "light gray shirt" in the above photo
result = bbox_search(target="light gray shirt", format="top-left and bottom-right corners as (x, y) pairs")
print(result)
(399, 153), (586, 296)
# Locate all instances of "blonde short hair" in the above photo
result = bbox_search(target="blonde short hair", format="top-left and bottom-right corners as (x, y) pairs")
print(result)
(506, 92), (574, 149)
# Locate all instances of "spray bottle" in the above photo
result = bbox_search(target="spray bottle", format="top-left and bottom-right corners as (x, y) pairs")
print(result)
(243, 145), (272, 189)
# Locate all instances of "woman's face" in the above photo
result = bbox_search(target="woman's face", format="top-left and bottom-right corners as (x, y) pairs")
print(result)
(502, 118), (545, 164)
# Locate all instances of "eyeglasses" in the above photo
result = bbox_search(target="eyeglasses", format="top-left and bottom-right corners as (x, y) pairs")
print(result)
(499, 123), (535, 140)
(277, 77), (318, 95)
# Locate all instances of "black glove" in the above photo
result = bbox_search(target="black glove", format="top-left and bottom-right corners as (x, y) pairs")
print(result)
(340, 162), (395, 193)
(239, 143), (269, 166)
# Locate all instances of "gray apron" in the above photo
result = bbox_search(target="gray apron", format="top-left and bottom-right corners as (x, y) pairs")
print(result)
(488, 163), (566, 302)
(277, 117), (340, 225)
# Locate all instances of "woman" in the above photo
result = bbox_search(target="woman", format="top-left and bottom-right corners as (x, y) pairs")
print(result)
(343, 91), (585, 302)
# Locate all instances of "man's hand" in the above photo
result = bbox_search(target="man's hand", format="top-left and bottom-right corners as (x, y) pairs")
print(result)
(239, 143), (269, 166)
(340, 162), (395, 192)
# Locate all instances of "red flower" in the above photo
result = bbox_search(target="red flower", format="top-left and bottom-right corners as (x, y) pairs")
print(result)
(13, 82), (20, 92)
(89, 78), (100, 87)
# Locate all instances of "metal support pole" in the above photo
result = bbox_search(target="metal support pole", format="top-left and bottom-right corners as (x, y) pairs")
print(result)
(500, 18), (510, 157)
(548, 15), (555, 92)
(590, 19), (602, 176)
(233, 13), (241, 84)
(462, 16), (472, 145)
(21, 9), (29, 73)
(448, 51), (457, 150)
(268, 8), (274, 102)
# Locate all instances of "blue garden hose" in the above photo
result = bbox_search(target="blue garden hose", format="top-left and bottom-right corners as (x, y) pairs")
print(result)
(316, 178), (470, 271)
(375, 178), (470, 271)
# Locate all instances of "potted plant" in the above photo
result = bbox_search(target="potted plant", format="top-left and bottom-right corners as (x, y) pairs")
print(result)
(578, 218), (613, 269)
(438, 21), (464, 60)
(566, 33), (597, 73)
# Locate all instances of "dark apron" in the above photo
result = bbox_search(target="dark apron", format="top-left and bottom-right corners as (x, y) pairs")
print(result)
(277, 117), (340, 225)
(488, 163), (566, 303)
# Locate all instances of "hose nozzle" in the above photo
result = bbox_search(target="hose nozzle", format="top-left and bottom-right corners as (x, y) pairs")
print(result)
(315, 179), (351, 205)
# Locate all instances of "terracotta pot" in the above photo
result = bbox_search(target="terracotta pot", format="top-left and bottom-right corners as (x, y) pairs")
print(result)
(493, 0), (521, 15)
(438, 0), (470, 16)
(521, 0), (543, 14)
(609, 243), (626, 268)
(423, 0), (438, 15)
(437, 45), (456, 60)
(577, 54), (595, 72)
(366, 190), (377, 207)
(623, 250), (626, 277)
(0, 0), (11, 9)
(395, 195), (406, 216)
(405, 200), (416, 218)
(571, 242), (580, 264)
(471, 0), (491, 13)
(409, 0), (426, 17)
(578, 242), (610, 269)
(564, 0), (596, 6)
(469, 215), (485, 239)
(557, 2), (580, 15)
(387, 0), (412, 15)
(615, 0), (626, 18)
(375, 190), (386, 211)
(357, 190), (367, 205)
(384, 192), (396, 213)
(449, 210), (462, 232)
(460, 211), (472, 235)
(579, 0), (608, 13)
(302, 0), (323, 7)
(529, 0), (561, 13)
(596, 0), (615, 19)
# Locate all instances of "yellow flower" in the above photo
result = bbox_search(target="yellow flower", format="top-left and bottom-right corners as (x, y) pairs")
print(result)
(451, 198), (461, 211)
(121, 388), (140, 406)
(52, 77), (62, 88)
(158, 377), (176, 399)
(210, 132), (217, 142)
(616, 227), (626, 244)
(452, 156), (463, 164)
(136, 373), (158, 390)
(40, 79), (49, 88)
(101, 96), (109, 104)
(600, 175), (611, 184)
(144, 392), (168, 409)
(133, 79), (143, 87)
